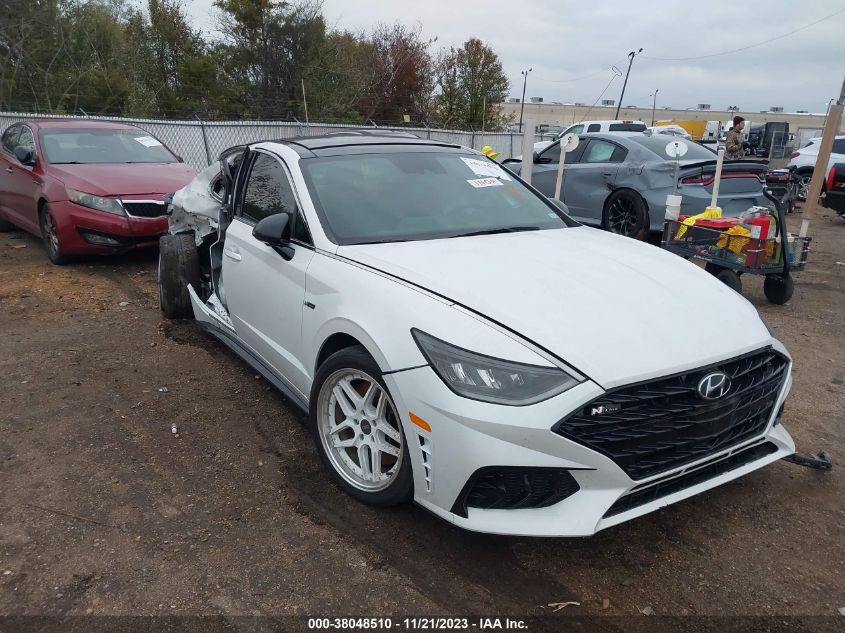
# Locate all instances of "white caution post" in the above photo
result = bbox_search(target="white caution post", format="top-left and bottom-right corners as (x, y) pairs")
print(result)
(710, 147), (726, 209)
(553, 133), (580, 201)
(664, 140), (688, 220)
(520, 118), (536, 185)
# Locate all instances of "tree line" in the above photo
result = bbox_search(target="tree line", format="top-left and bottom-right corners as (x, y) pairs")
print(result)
(0, 0), (512, 130)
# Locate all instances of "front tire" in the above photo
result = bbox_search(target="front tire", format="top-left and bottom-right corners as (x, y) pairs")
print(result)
(309, 346), (413, 507)
(39, 203), (71, 265)
(603, 190), (649, 240)
(158, 233), (200, 318)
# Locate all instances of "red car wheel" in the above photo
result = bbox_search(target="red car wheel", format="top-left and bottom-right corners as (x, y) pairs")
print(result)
(39, 203), (71, 265)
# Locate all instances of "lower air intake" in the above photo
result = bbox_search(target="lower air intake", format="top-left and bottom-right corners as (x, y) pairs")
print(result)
(451, 467), (580, 518)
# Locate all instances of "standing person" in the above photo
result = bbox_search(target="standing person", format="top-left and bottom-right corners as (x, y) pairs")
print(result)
(725, 116), (746, 160)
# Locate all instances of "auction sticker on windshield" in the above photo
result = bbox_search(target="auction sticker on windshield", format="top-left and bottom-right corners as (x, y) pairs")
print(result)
(461, 157), (511, 181)
(467, 178), (503, 188)
(134, 136), (163, 147)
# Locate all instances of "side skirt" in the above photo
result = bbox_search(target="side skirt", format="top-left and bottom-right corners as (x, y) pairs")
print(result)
(196, 319), (309, 414)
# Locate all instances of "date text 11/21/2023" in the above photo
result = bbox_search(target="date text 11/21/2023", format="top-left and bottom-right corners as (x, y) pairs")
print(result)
(307, 617), (529, 630)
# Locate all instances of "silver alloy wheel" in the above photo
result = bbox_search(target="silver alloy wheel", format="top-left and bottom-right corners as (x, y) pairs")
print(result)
(316, 368), (403, 492)
(797, 174), (812, 200)
(43, 211), (59, 256)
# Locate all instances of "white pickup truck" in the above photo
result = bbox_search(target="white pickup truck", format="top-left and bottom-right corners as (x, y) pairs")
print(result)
(534, 119), (646, 152)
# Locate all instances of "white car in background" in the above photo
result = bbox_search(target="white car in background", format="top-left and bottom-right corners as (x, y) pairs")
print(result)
(158, 134), (795, 537)
(534, 119), (647, 152)
(788, 135), (845, 199)
(647, 124), (692, 140)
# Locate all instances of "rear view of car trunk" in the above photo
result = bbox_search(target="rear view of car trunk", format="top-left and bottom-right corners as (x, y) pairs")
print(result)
(677, 160), (769, 216)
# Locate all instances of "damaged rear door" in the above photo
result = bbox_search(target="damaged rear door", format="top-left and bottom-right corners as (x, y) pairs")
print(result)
(562, 138), (627, 225)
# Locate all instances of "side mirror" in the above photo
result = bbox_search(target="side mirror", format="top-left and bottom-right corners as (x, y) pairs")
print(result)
(532, 151), (540, 164)
(14, 146), (34, 166)
(548, 198), (570, 214)
(252, 213), (291, 246)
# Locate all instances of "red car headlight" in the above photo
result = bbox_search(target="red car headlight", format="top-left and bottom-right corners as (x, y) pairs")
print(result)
(66, 188), (125, 216)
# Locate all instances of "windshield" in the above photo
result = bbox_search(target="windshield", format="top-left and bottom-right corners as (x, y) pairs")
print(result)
(608, 123), (646, 132)
(300, 151), (570, 245)
(631, 135), (720, 160)
(39, 128), (177, 164)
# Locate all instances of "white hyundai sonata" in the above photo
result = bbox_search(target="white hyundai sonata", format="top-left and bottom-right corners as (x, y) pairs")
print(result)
(158, 134), (795, 537)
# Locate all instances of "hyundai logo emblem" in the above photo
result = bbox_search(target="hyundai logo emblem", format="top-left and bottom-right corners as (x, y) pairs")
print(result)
(697, 371), (732, 400)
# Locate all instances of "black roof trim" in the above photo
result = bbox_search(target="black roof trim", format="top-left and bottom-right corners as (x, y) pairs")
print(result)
(219, 134), (466, 161)
(282, 134), (462, 151)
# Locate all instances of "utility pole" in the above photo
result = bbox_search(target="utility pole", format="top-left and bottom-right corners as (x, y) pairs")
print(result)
(650, 89), (659, 126)
(518, 68), (532, 133)
(615, 49), (642, 119)
(803, 75), (844, 213)
(302, 79), (309, 127)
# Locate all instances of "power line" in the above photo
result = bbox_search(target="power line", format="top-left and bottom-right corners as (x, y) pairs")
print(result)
(534, 59), (627, 84)
(578, 67), (622, 123)
(642, 7), (845, 62)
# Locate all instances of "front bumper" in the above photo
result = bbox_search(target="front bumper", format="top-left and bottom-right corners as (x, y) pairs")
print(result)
(53, 200), (168, 255)
(385, 355), (794, 537)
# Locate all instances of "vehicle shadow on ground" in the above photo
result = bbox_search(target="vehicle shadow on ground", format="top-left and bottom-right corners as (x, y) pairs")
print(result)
(3, 227), (158, 269)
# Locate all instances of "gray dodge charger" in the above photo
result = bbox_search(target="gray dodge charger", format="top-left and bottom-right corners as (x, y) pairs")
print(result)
(505, 132), (770, 240)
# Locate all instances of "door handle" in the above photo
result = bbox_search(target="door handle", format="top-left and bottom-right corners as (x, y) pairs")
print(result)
(223, 245), (242, 261)
(601, 171), (613, 176)
(4, 167), (12, 174)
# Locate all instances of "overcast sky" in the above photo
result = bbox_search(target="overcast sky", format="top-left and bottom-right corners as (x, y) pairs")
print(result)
(178, 0), (844, 113)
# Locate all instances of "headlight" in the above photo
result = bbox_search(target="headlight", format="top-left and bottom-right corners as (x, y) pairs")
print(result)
(66, 188), (125, 215)
(412, 329), (581, 406)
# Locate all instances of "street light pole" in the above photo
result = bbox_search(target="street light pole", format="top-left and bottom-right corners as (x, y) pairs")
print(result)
(518, 68), (532, 133)
(615, 49), (642, 119)
(650, 89), (659, 126)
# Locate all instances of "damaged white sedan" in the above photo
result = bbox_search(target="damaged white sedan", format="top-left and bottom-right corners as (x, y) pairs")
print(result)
(158, 135), (795, 536)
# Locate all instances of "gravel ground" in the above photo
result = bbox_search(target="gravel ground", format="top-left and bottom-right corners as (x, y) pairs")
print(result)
(0, 206), (843, 629)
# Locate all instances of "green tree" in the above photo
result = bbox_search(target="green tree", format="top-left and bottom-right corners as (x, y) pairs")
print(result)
(301, 30), (370, 122)
(214, 0), (327, 119)
(124, 0), (223, 117)
(433, 38), (509, 130)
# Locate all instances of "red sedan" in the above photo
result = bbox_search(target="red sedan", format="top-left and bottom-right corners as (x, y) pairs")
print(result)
(0, 120), (196, 264)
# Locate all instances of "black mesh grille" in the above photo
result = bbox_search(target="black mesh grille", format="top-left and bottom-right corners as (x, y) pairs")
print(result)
(603, 442), (778, 518)
(123, 201), (166, 218)
(451, 467), (580, 518)
(553, 349), (789, 481)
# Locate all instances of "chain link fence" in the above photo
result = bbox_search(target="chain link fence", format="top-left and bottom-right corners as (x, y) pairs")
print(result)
(766, 130), (794, 160)
(0, 112), (545, 170)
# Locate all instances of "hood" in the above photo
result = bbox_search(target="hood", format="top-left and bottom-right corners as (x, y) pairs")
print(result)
(49, 163), (197, 197)
(338, 227), (771, 389)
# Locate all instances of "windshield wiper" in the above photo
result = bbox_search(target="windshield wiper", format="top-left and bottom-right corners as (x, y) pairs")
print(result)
(359, 238), (411, 244)
(447, 226), (542, 239)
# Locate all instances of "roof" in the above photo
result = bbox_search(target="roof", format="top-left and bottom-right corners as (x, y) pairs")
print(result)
(15, 119), (145, 130)
(266, 134), (465, 158)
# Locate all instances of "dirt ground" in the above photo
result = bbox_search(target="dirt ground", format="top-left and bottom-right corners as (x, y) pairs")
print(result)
(1, 206), (843, 628)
